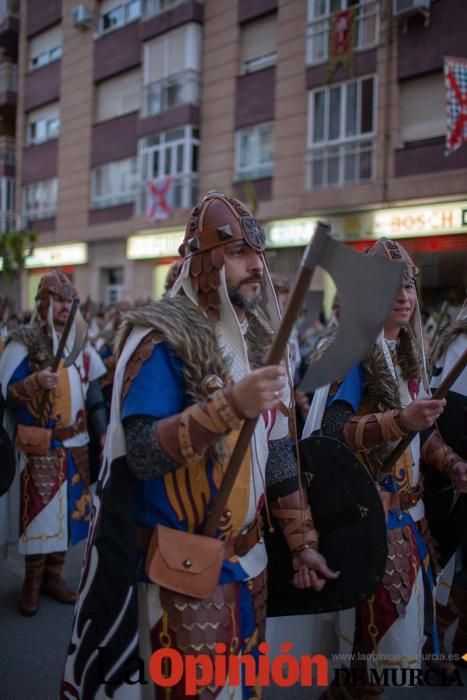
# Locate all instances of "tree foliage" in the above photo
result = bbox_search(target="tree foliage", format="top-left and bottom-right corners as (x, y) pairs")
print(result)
(0, 229), (37, 278)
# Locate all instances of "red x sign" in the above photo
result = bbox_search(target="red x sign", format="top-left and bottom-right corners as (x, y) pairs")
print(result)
(146, 177), (173, 221)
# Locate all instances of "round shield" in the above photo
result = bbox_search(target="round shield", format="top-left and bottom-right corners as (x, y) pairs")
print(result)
(423, 389), (467, 568)
(0, 423), (15, 497)
(266, 434), (388, 616)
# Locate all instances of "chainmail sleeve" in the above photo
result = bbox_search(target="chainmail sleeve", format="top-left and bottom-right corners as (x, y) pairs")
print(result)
(265, 436), (299, 500)
(123, 414), (179, 480)
(321, 400), (354, 442)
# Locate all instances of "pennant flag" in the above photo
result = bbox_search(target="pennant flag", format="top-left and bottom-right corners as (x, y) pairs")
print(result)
(327, 6), (356, 80)
(146, 176), (174, 222)
(444, 56), (467, 156)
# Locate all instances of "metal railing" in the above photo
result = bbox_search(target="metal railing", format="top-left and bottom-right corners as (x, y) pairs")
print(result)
(306, 0), (380, 66)
(0, 210), (15, 233)
(143, 0), (189, 20)
(307, 138), (374, 190)
(143, 70), (201, 117)
(0, 63), (17, 93)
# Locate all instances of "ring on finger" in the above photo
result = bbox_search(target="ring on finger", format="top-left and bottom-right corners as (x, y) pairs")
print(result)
(273, 390), (280, 399)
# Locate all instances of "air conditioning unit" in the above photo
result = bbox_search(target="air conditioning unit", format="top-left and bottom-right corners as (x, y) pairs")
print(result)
(393, 0), (430, 18)
(72, 4), (92, 29)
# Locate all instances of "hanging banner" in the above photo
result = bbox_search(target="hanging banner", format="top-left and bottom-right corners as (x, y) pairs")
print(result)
(444, 56), (467, 156)
(327, 6), (356, 80)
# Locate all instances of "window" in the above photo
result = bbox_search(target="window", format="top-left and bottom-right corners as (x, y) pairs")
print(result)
(139, 125), (199, 210)
(144, 0), (186, 19)
(95, 69), (141, 122)
(399, 73), (445, 144)
(22, 179), (58, 223)
(29, 25), (62, 71)
(235, 123), (274, 181)
(26, 103), (60, 145)
(306, 0), (379, 66)
(240, 14), (277, 74)
(99, 0), (142, 35)
(143, 23), (202, 116)
(91, 158), (138, 209)
(307, 76), (375, 189)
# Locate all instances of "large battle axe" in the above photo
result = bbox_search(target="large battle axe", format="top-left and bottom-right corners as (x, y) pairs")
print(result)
(204, 222), (404, 536)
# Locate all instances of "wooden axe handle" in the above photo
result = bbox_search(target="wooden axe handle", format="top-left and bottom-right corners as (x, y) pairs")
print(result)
(203, 225), (329, 537)
(382, 347), (467, 472)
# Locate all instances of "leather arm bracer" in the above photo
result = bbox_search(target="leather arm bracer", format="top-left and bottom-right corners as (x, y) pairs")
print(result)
(343, 409), (409, 452)
(270, 490), (319, 553)
(156, 387), (243, 465)
(421, 429), (461, 477)
(8, 372), (42, 407)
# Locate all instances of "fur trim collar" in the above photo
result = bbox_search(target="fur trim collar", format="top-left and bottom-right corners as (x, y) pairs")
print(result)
(8, 323), (53, 371)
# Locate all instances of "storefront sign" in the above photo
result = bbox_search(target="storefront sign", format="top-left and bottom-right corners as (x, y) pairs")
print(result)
(25, 243), (87, 269)
(265, 219), (323, 248)
(127, 230), (184, 259)
(372, 203), (467, 238)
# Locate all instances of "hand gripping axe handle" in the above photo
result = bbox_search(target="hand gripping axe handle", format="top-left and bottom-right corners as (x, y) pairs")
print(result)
(203, 222), (404, 537)
(382, 347), (467, 473)
(37, 297), (81, 420)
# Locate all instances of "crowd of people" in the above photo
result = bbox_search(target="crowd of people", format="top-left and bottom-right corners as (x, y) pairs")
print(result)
(0, 191), (465, 700)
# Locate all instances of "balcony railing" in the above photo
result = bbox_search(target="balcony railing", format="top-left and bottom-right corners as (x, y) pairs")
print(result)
(143, 0), (189, 20)
(0, 0), (19, 22)
(143, 70), (201, 117)
(0, 136), (15, 165)
(307, 138), (374, 190)
(0, 210), (14, 233)
(0, 63), (17, 92)
(306, 1), (380, 66)
(139, 172), (198, 214)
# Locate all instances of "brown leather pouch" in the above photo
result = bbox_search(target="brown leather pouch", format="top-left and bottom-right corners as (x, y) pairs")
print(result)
(145, 524), (225, 599)
(15, 424), (52, 456)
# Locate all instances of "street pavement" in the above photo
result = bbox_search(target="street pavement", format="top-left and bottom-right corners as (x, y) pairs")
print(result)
(0, 541), (465, 699)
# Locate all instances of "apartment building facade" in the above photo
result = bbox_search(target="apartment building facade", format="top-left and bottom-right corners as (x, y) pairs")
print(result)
(0, 0), (18, 237)
(13, 0), (467, 309)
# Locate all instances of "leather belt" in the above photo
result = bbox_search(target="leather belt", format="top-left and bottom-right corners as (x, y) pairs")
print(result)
(382, 480), (424, 512)
(136, 516), (263, 559)
(54, 417), (86, 442)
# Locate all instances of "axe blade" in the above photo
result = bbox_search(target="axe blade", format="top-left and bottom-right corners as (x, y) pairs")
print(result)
(63, 310), (88, 368)
(299, 234), (404, 392)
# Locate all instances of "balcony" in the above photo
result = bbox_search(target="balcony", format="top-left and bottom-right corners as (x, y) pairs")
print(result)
(0, 62), (16, 120)
(0, 0), (19, 49)
(143, 70), (201, 117)
(138, 172), (198, 214)
(0, 135), (15, 166)
(306, 0), (380, 67)
(307, 138), (374, 190)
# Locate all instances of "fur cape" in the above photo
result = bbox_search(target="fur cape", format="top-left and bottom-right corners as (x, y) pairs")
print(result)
(8, 322), (53, 372)
(115, 294), (273, 403)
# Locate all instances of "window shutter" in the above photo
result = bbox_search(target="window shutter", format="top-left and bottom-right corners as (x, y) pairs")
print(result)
(29, 24), (62, 60)
(240, 14), (277, 66)
(400, 73), (445, 143)
(96, 69), (141, 121)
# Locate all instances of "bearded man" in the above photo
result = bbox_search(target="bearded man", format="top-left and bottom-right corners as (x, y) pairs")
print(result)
(61, 192), (337, 700)
(0, 271), (107, 616)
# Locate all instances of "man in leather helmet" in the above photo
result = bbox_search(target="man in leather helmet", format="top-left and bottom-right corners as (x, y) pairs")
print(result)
(61, 192), (337, 700)
(0, 270), (107, 616)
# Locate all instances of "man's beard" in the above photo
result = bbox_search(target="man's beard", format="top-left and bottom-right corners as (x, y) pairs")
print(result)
(227, 278), (264, 312)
